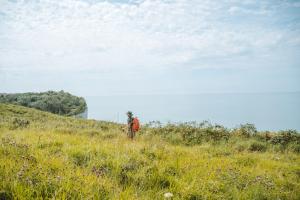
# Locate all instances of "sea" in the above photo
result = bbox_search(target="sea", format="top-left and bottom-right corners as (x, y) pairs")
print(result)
(85, 92), (300, 131)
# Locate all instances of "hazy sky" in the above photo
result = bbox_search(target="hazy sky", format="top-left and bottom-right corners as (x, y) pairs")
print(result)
(0, 0), (300, 96)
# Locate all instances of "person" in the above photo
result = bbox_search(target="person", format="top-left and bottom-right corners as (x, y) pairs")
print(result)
(127, 111), (134, 139)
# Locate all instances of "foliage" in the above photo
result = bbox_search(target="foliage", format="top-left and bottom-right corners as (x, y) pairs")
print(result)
(234, 123), (257, 137)
(0, 103), (300, 199)
(11, 118), (30, 129)
(0, 91), (87, 116)
(270, 130), (300, 146)
(248, 142), (267, 152)
(143, 121), (230, 145)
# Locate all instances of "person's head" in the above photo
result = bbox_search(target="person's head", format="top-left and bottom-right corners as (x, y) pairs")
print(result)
(127, 111), (133, 117)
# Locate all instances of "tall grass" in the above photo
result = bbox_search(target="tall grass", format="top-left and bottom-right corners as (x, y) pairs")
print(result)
(0, 104), (299, 199)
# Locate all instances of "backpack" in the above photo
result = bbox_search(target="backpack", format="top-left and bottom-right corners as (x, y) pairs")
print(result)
(132, 117), (140, 132)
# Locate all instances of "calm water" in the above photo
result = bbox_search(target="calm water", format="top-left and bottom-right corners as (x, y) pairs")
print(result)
(85, 92), (300, 131)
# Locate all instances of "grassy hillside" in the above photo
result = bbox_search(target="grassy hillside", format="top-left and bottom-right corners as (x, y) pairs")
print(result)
(0, 104), (299, 200)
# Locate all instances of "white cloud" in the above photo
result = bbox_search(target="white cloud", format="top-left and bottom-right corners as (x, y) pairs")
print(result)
(0, 0), (298, 72)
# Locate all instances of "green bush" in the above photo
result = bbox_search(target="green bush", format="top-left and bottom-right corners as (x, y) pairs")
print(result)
(236, 124), (257, 137)
(235, 144), (247, 152)
(248, 142), (267, 152)
(10, 118), (30, 129)
(144, 121), (230, 145)
(270, 130), (300, 146)
(290, 144), (300, 154)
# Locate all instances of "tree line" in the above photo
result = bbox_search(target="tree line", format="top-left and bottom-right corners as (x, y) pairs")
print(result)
(0, 91), (87, 116)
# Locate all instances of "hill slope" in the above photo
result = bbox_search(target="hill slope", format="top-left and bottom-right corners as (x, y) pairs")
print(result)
(0, 104), (299, 200)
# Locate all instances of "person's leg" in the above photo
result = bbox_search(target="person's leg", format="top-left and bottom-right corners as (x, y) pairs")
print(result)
(128, 127), (131, 138)
(128, 127), (133, 139)
(133, 130), (136, 138)
(131, 129), (134, 139)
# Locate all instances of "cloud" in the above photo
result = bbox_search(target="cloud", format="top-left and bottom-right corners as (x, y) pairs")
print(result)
(0, 0), (299, 72)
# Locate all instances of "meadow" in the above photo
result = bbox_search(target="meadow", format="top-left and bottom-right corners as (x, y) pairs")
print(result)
(0, 103), (299, 200)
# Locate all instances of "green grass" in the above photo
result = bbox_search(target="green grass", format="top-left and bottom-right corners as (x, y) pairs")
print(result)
(0, 103), (299, 199)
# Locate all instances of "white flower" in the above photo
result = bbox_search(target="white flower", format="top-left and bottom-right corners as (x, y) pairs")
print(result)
(164, 192), (173, 198)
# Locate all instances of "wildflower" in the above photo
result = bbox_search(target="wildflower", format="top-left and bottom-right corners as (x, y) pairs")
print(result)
(164, 192), (173, 198)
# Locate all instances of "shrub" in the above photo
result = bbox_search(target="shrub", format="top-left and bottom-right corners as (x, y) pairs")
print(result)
(237, 124), (257, 137)
(249, 142), (267, 152)
(235, 144), (247, 152)
(10, 118), (30, 129)
(270, 130), (300, 146)
(254, 131), (273, 142)
(208, 125), (230, 142)
(290, 144), (300, 154)
(145, 122), (231, 145)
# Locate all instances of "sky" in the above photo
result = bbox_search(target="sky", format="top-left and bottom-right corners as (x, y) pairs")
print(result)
(0, 0), (300, 96)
